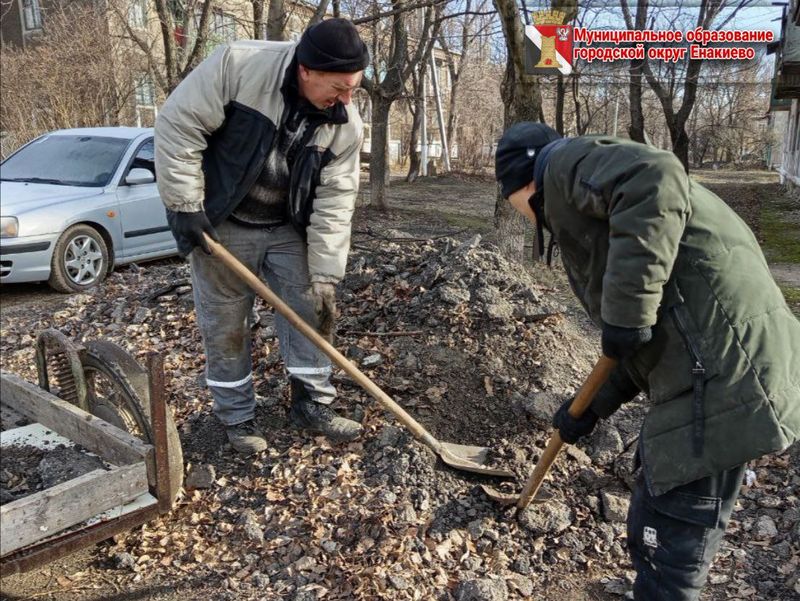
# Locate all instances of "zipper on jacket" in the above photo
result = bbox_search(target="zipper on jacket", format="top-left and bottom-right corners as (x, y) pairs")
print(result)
(670, 306), (707, 458)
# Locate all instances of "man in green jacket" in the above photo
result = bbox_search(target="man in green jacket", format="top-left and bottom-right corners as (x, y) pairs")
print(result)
(495, 122), (800, 600)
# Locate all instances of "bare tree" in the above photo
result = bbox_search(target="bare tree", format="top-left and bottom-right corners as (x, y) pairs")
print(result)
(0, 3), (137, 154)
(688, 57), (770, 166)
(619, 0), (647, 142)
(405, 61), (429, 182)
(308, 0), (332, 27)
(108, 0), (213, 94)
(452, 58), (504, 169)
(638, 0), (756, 170)
(267, 0), (287, 40)
(437, 0), (492, 146)
(492, 0), (576, 260)
(361, 1), (443, 210)
(252, 0), (266, 39)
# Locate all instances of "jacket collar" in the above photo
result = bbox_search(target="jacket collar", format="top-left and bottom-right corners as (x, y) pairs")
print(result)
(533, 137), (569, 192)
(530, 137), (568, 264)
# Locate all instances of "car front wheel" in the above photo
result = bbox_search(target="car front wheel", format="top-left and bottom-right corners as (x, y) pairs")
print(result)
(48, 224), (110, 293)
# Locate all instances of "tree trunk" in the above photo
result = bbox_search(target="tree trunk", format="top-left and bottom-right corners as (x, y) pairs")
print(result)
(152, 0), (178, 90)
(628, 63), (645, 143)
(495, 56), (542, 262)
(267, 0), (286, 41)
(252, 0), (265, 39)
(407, 92), (424, 182)
(446, 92), (458, 151)
(370, 96), (392, 211)
(621, 0), (646, 142)
(555, 73), (565, 135)
(493, 0), (543, 262)
(671, 126), (690, 170)
(309, 0), (330, 28)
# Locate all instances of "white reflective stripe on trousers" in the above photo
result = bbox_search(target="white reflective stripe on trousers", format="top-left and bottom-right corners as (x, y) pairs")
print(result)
(206, 373), (254, 388)
(286, 366), (333, 375)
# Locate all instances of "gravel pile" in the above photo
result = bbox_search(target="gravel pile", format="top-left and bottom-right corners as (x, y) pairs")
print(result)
(0, 233), (797, 600)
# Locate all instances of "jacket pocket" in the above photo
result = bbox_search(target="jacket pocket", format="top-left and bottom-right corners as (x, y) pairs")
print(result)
(646, 300), (718, 457)
(649, 487), (722, 529)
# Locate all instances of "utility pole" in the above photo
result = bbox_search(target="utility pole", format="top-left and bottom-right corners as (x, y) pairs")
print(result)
(418, 8), (428, 176)
(612, 93), (620, 137)
(420, 65), (428, 176)
(429, 52), (450, 172)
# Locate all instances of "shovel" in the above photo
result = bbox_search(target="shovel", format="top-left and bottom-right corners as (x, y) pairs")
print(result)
(203, 234), (514, 478)
(481, 355), (618, 510)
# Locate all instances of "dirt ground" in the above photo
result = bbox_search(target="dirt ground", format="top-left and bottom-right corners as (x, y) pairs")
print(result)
(0, 169), (798, 601)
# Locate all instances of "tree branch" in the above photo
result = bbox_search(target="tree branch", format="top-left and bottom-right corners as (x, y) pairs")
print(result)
(353, 0), (449, 25)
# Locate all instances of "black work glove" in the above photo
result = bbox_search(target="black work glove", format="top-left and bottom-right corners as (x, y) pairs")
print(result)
(601, 322), (652, 360)
(552, 397), (600, 444)
(173, 211), (219, 255)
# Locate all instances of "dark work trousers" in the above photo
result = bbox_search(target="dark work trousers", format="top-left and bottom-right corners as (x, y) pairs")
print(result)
(627, 463), (746, 601)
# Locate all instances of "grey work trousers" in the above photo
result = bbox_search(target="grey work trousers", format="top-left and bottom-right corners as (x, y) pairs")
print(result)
(189, 220), (335, 426)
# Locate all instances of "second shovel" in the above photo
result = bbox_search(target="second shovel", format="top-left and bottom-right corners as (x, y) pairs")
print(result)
(481, 355), (618, 510)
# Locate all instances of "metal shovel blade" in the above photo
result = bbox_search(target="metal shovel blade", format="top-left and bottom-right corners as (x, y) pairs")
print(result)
(479, 484), (552, 506)
(440, 443), (515, 478)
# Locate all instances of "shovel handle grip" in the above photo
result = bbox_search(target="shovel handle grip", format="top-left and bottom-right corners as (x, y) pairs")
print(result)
(516, 355), (618, 511)
(202, 234), (441, 449)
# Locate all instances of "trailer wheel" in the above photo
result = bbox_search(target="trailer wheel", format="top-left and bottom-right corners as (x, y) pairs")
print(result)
(81, 341), (183, 505)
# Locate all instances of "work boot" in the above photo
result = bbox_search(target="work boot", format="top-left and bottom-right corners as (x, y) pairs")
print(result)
(289, 399), (363, 442)
(288, 379), (363, 442)
(225, 419), (267, 455)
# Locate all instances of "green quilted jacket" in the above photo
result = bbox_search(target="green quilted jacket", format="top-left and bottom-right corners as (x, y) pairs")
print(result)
(543, 135), (800, 495)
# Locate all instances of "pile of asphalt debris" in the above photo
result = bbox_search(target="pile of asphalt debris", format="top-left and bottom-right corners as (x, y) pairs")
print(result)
(0, 232), (797, 600)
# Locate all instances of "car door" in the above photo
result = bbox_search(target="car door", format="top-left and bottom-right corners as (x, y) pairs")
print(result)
(115, 137), (175, 260)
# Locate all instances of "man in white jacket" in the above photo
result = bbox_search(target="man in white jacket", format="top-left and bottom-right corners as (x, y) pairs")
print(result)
(155, 19), (367, 454)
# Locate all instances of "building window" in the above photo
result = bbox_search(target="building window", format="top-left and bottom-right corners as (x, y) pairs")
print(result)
(128, 0), (147, 28)
(135, 76), (156, 107)
(22, 0), (42, 30)
(212, 9), (236, 44)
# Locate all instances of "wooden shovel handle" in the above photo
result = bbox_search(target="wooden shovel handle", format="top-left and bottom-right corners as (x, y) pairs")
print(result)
(516, 355), (618, 511)
(203, 234), (442, 450)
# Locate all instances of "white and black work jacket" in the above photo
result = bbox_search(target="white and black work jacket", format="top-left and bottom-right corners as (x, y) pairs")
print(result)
(154, 40), (363, 283)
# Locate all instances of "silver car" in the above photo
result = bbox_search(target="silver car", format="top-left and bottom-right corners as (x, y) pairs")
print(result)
(0, 127), (178, 292)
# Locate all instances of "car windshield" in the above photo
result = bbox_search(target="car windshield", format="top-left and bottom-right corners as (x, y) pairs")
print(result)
(0, 134), (131, 187)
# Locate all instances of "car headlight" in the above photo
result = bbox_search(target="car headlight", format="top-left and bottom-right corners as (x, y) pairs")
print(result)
(1, 217), (19, 238)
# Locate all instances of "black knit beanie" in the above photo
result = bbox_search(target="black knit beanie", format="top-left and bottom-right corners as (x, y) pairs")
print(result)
(495, 122), (561, 198)
(296, 18), (370, 73)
